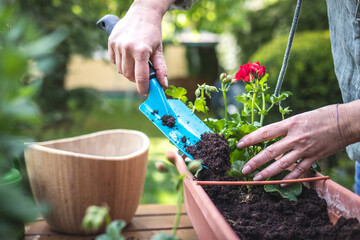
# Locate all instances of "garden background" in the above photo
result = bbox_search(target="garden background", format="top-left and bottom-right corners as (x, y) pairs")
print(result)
(0, 0), (355, 238)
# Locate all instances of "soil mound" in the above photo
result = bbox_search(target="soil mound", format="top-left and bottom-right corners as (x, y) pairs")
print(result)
(186, 132), (230, 175)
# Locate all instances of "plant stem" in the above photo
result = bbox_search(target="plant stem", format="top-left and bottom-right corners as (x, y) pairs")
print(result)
(222, 83), (228, 121)
(251, 91), (256, 124)
(201, 90), (209, 121)
(260, 92), (266, 126)
(105, 211), (112, 225)
(172, 181), (183, 236)
(266, 103), (275, 112)
(278, 103), (285, 120)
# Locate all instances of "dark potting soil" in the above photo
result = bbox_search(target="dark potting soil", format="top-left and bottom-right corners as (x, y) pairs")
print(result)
(185, 132), (230, 175)
(161, 114), (175, 128)
(189, 134), (360, 239)
(181, 136), (187, 143)
(196, 169), (360, 240)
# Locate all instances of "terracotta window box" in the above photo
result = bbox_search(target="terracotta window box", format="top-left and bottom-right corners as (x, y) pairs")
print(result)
(170, 151), (360, 240)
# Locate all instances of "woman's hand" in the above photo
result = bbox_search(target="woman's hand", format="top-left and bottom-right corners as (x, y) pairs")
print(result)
(108, 1), (172, 94)
(237, 102), (360, 181)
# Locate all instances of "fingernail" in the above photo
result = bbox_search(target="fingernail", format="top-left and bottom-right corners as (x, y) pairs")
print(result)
(253, 174), (263, 181)
(237, 141), (244, 148)
(164, 76), (168, 87)
(242, 165), (251, 175)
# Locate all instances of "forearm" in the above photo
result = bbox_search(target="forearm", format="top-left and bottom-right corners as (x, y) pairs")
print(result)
(339, 99), (360, 147)
(131, 0), (176, 19)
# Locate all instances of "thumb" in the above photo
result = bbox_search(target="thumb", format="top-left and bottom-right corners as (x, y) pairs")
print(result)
(151, 49), (168, 88)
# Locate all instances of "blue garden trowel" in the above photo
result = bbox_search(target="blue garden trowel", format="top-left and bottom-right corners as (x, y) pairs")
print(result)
(97, 14), (213, 160)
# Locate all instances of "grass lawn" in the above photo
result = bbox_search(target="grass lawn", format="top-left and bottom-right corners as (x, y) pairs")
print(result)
(40, 96), (179, 204)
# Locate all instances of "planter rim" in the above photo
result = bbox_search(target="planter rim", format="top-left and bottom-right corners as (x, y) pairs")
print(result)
(174, 151), (240, 239)
(172, 151), (360, 239)
(25, 129), (150, 161)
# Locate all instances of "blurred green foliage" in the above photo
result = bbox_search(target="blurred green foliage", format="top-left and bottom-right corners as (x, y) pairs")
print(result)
(0, 2), (64, 239)
(251, 31), (342, 120)
(166, 0), (247, 35)
(0, 2), (64, 171)
(17, 0), (134, 132)
(236, 0), (329, 61)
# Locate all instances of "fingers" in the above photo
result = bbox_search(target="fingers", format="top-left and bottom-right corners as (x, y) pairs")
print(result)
(151, 48), (168, 88)
(242, 139), (293, 176)
(134, 57), (149, 95)
(283, 157), (314, 180)
(108, 41), (115, 64)
(251, 150), (302, 181)
(237, 121), (288, 149)
(121, 49), (135, 82)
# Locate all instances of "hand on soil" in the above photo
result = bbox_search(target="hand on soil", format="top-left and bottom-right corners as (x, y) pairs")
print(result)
(237, 103), (359, 181)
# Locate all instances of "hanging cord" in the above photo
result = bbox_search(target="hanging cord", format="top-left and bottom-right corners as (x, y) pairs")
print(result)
(274, 0), (303, 96)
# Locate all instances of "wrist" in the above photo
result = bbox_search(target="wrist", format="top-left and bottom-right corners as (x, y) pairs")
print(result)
(338, 100), (360, 147)
(132, 0), (175, 17)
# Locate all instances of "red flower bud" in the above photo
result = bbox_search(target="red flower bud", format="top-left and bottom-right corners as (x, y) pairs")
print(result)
(219, 73), (227, 81)
(155, 161), (168, 173)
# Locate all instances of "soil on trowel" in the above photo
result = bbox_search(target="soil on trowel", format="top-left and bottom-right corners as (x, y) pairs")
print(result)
(185, 132), (230, 175)
(181, 136), (187, 143)
(197, 169), (360, 240)
(161, 114), (175, 128)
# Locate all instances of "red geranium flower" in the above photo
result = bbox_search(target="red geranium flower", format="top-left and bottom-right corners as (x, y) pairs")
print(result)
(233, 61), (266, 83)
(257, 65), (266, 78)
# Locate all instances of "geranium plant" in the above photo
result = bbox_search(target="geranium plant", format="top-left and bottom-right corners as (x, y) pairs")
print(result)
(166, 61), (312, 201)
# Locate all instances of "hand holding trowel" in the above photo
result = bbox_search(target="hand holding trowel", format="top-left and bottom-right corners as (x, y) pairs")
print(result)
(96, 14), (214, 160)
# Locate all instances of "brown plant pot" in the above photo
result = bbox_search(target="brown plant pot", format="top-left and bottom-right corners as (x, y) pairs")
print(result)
(24, 129), (149, 234)
(171, 151), (360, 240)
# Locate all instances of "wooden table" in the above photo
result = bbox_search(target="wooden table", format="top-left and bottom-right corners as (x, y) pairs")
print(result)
(24, 204), (197, 240)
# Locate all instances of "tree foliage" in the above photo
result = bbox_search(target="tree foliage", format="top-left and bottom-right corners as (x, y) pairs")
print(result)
(0, 2), (64, 238)
(17, 0), (134, 132)
(235, 0), (329, 62)
(251, 30), (341, 121)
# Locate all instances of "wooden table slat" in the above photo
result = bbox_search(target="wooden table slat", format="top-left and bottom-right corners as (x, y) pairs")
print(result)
(24, 204), (197, 240)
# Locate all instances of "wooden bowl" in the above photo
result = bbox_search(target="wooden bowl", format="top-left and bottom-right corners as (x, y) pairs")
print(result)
(24, 129), (149, 234)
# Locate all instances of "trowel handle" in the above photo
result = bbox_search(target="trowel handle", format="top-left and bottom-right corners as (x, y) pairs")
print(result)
(96, 14), (156, 79)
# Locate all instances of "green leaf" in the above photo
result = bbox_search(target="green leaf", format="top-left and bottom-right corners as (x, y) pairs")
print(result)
(259, 73), (269, 85)
(82, 206), (109, 232)
(230, 113), (241, 123)
(187, 101), (194, 110)
(227, 138), (238, 151)
(222, 127), (241, 139)
(96, 220), (126, 240)
(194, 98), (207, 113)
(239, 124), (258, 137)
(151, 232), (178, 240)
(269, 91), (292, 104)
(258, 110), (268, 116)
(209, 119), (227, 133)
(227, 160), (247, 177)
(165, 86), (188, 104)
(279, 106), (292, 115)
(227, 160), (259, 177)
(229, 149), (245, 163)
(264, 171), (302, 201)
(245, 84), (253, 92)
